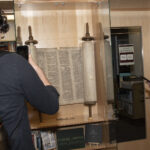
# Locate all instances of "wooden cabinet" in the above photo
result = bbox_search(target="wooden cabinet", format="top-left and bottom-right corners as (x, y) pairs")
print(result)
(14, 0), (116, 149)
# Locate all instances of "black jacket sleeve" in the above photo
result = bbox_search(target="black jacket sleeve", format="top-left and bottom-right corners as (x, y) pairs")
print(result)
(16, 54), (59, 114)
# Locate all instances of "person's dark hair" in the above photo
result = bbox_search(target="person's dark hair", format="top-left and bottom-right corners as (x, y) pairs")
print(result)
(0, 10), (9, 34)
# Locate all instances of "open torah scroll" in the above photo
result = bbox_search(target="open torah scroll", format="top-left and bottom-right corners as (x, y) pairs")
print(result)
(36, 47), (96, 105)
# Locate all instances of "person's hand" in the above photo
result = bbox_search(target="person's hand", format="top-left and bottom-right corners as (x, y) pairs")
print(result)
(29, 54), (42, 70)
(28, 54), (50, 86)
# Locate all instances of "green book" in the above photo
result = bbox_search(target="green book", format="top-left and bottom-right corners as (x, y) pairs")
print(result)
(56, 128), (85, 150)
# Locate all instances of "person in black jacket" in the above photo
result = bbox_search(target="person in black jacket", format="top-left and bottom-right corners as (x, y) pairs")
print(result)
(0, 51), (59, 150)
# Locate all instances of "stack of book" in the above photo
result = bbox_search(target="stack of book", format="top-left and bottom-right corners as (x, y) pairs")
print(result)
(31, 123), (107, 150)
(32, 131), (56, 150)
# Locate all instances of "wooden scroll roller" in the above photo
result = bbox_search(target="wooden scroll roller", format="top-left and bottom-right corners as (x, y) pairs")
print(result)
(25, 26), (38, 64)
(82, 23), (97, 119)
(25, 26), (42, 122)
(16, 26), (23, 46)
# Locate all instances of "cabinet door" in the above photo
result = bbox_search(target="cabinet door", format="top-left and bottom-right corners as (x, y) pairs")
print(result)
(111, 27), (146, 142)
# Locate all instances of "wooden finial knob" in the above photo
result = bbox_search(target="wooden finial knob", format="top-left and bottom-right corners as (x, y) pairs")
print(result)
(82, 23), (94, 41)
(25, 25), (38, 45)
(16, 26), (22, 45)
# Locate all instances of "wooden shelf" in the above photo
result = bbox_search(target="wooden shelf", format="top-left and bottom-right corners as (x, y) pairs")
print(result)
(30, 113), (106, 130)
(14, 0), (98, 12)
(71, 143), (117, 150)
(27, 102), (107, 130)
(15, 0), (100, 4)
(42, 143), (117, 150)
